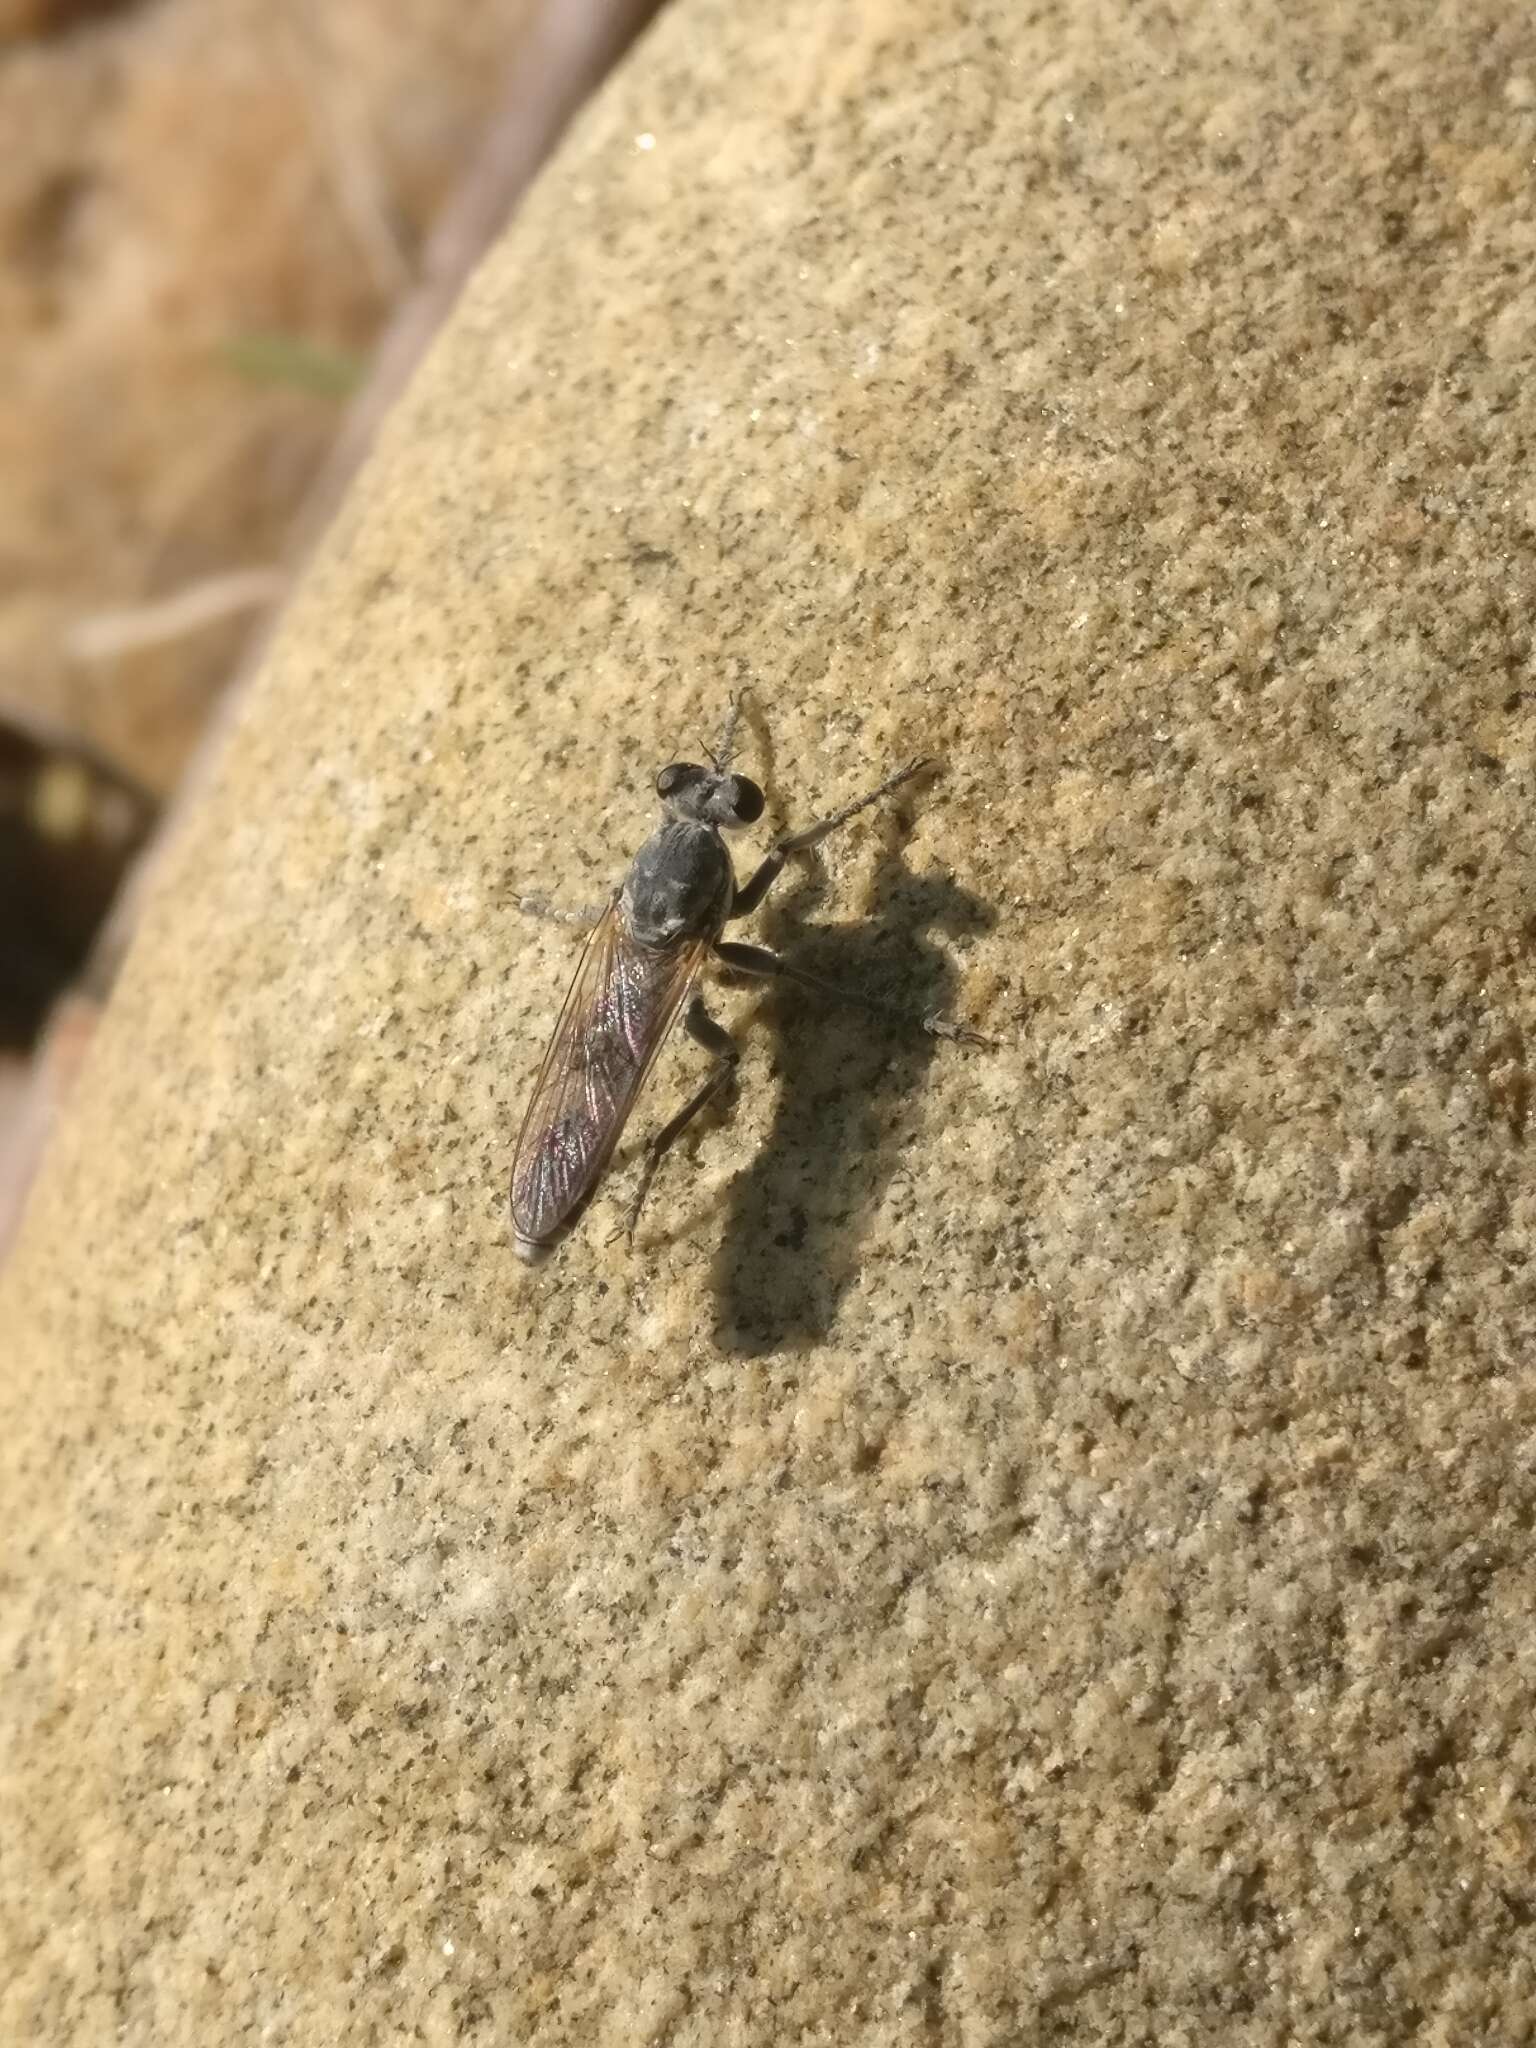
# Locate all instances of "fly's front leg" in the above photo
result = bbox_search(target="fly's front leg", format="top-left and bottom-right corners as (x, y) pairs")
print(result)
(714, 939), (993, 1046)
(513, 891), (608, 931)
(614, 996), (740, 1245)
(729, 758), (934, 920)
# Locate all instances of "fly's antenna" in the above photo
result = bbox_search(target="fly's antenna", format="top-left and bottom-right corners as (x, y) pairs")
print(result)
(709, 688), (749, 774)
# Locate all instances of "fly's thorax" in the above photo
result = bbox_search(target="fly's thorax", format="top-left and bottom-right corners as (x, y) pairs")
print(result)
(621, 819), (733, 948)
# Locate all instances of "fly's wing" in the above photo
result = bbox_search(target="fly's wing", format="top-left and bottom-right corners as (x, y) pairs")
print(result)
(510, 898), (711, 1250)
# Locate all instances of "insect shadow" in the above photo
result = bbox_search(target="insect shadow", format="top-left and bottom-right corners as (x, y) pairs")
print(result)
(709, 812), (995, 1355)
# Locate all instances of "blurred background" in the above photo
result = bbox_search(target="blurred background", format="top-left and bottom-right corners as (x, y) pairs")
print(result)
(0, 0), (658, 1250)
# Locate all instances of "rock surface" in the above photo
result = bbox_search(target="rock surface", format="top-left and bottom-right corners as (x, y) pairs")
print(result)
(5, 0), (1536, 2040)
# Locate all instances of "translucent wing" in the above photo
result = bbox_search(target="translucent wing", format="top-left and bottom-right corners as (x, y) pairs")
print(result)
(510, 897), (711, 1256)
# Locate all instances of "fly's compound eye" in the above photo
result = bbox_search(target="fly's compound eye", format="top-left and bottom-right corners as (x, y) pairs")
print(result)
(655, 763), (693, 799)
(725, 775), (765, 825)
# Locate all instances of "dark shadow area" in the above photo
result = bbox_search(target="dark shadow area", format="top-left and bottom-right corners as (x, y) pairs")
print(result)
(0, 716), (156, 1049)
(710, 813), (995, 1355)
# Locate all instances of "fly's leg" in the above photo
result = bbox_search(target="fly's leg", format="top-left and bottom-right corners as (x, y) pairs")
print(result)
(513, 892), (607, 931)
(614, 996), (740, 1245)
(708, 689), (748, 773)
(729, 757), (934, 919)
(714, 938), (993, 1046)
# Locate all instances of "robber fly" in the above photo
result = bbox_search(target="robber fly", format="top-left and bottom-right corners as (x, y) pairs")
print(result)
(509, 699), (985, 1263)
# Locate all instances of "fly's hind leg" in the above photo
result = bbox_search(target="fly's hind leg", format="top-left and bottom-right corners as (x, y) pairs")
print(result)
(615, 995), (740, 1245)
(728, 758), (934, 920)
(714, 939), (993, 1046)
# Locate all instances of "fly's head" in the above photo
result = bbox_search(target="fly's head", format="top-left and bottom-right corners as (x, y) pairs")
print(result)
(654, 761), (765, 832)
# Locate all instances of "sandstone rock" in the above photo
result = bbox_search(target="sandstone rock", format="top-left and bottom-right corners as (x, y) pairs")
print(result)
(4, 0), (1535, 2039)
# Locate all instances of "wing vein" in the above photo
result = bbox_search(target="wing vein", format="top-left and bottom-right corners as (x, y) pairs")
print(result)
(510, 901), (711, 1249)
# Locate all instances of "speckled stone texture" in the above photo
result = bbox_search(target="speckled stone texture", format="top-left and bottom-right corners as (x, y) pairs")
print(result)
(5, 0), (1536, 2040)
